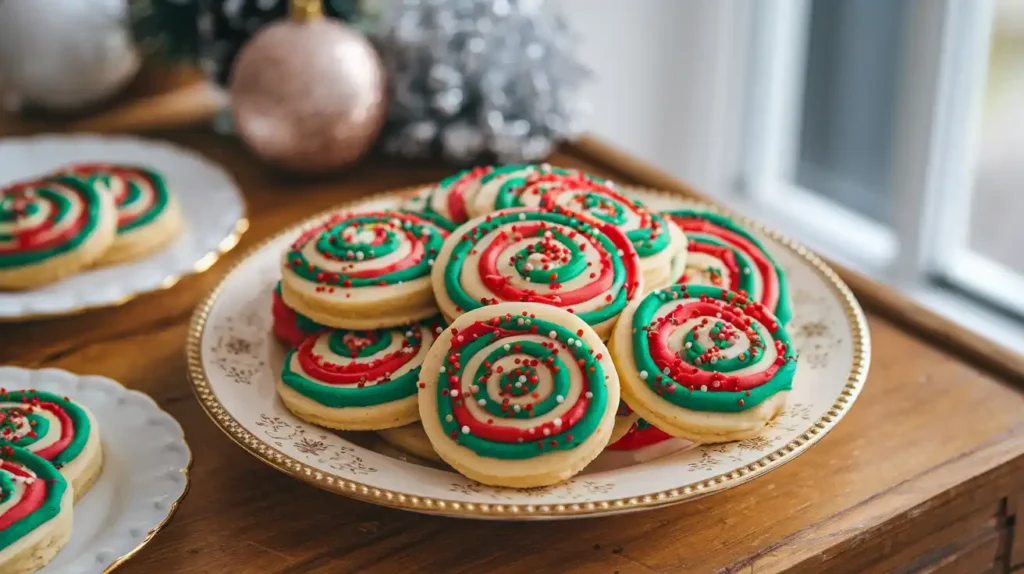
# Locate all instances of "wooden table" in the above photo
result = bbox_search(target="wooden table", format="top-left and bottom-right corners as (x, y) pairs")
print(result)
(3, 123), (1024, 573)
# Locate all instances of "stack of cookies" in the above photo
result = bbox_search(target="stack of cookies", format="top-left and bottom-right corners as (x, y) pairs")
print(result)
(0, 164), (182, 290)
(272, 164), (798, 488)
(0, 390), (103, 574)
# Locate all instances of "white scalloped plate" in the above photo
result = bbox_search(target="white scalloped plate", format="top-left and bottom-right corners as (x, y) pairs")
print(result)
(188, 187), (870, 520)
(0, 134), (248, 320)
(0, 367), (191, 573)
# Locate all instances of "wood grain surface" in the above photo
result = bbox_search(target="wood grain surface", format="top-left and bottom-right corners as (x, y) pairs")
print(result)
(2, 120), (1024, 573)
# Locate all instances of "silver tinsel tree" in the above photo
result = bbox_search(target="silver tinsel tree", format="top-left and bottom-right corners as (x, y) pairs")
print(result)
(375, 0), (591, 163)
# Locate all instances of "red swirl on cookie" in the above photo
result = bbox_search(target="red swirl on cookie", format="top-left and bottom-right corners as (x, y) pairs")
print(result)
(54, 163), (170, 232)
(0, 178), (98, 260)
(285, 210), (452, 290)
(607, 419), (673, 450)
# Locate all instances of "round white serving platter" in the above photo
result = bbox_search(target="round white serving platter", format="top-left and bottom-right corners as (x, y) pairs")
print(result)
(0, 134), (247, 320)
(188, 186), (869, 520)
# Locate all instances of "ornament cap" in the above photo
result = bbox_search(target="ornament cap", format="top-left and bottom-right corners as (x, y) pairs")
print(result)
(291, 0), (323, 22)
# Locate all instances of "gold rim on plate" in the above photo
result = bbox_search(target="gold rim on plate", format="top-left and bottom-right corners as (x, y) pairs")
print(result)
(185, 185), (870, 518)
(1, 218), (249, 323)
(103, 444), (192, 574)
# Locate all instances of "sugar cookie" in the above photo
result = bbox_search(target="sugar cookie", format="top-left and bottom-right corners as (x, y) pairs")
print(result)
(402, 166), (498, 225)
(466, 164), (582, 218)
(539, 176), (688, 290)
(0, 446), (73, 574)
(0, 176), (117, 289)
(278, 316), (445, 430)
(56, 163), (182, 265)
(271, 281), (327, 348)
(664, 207), (792, 325)
(280, 209), (454, 329)
(377, 423), (443, 463)
(431, 206), (643, 340)
(610, 284), (797, 443)
(418, 303), (620, 488)
(0, 390), (103, 499)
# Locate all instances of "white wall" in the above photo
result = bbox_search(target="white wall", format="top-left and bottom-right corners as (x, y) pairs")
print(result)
(560, 0), (749, 195)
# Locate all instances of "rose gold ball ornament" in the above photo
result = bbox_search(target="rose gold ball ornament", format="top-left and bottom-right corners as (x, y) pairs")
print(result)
(229, 0), (386, 174)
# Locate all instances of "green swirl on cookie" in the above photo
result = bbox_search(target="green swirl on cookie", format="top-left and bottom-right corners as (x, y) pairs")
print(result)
(0, 446), (68, 551)
(630, 284), (797, 412)
(281, 316), (444, 408)
(0, 176), (107, 269)
(0, 390), (92, 468)
(442, 208), (641, 328)
(436, 314), (608, 459)
(285, 210), (453, 288)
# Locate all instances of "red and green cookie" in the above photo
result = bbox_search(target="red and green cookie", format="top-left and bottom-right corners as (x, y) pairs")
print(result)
(0, 176), (117, 289)
(54, 163), (182, 265)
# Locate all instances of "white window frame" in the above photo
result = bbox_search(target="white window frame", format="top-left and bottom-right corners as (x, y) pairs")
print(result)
(724, 0), (1024, 351)
(737, 0), (897, 274)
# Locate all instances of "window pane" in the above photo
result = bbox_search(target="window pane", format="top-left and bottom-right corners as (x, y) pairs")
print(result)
(968, 0), (1024, 273)
(796, 0), (907, 224)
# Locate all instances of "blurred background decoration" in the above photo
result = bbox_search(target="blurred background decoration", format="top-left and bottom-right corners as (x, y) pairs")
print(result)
(0, 0), (141, 112)
(128, 0), (202, 64)
(92, 0), (590, 165)
(375, 0), (591, 164)
(229, 0), (386, 174)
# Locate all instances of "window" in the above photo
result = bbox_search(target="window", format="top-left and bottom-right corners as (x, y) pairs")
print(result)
(732, 0), (1024, 351)
(564, 0), (1024, 349)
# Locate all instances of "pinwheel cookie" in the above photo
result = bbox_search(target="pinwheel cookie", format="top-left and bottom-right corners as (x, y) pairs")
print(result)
(539, 176), (687, 289)
(418, 303), (620, 488)
(0, 390), (103, 499)
(402, 165), (497, 226)
(278, 316), (446, 430)
(0, 446), (73, 574)
(466, 164), (582, 218)
(664, 207), (792, 325)
(280, 209), (454, 329)
(610, 284), (798, 443)
(0, 176), (117, 289)
(431, 206), (643, 340)
(56, 163), (182, 265)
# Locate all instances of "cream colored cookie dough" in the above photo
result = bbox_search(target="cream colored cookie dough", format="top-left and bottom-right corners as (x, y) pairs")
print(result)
(610, 407), (639, 445)
(418, 303), (620, 488)
(98, 194), (182, 266)
(377, 423), (443, 463)
(63, 408), (103, 500)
